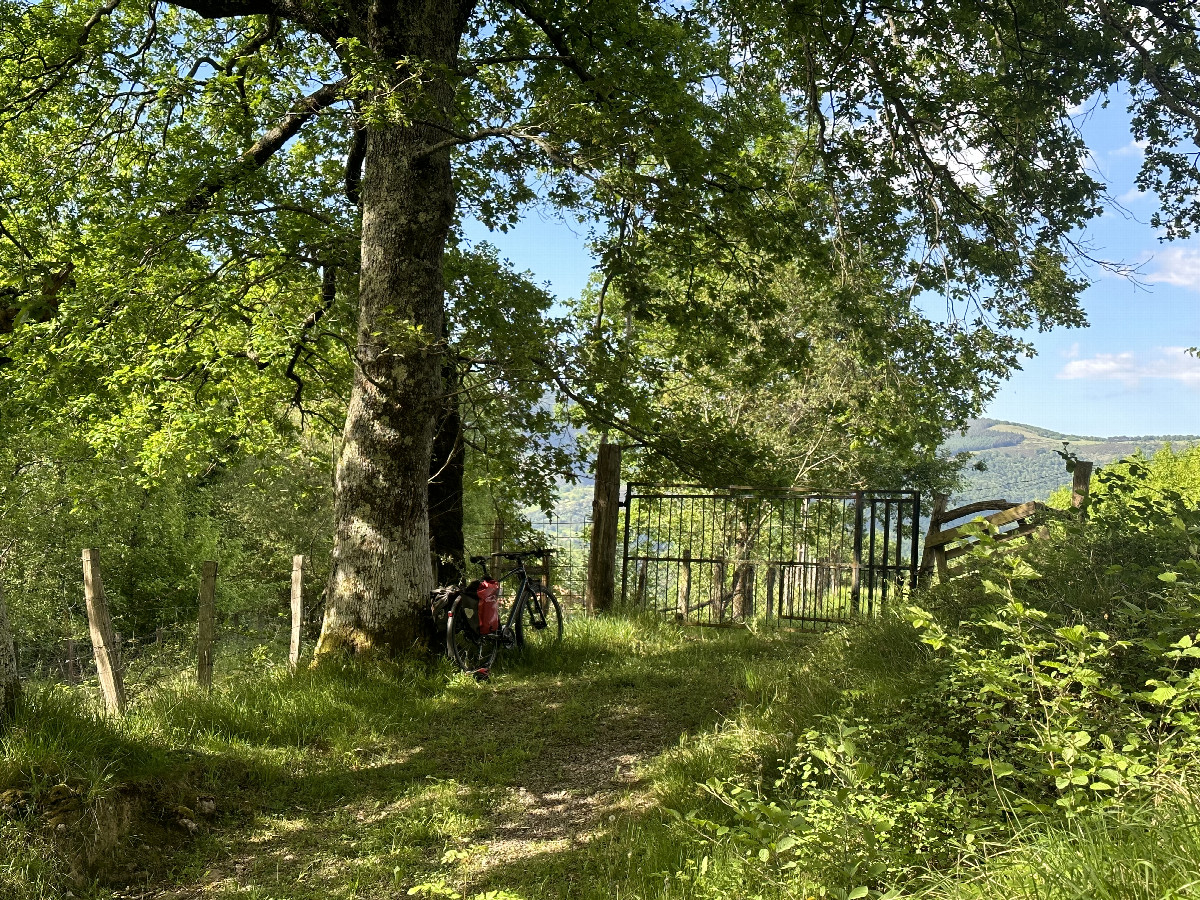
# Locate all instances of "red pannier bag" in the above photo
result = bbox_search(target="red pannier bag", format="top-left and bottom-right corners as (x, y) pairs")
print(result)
(467, 579), (501, 635)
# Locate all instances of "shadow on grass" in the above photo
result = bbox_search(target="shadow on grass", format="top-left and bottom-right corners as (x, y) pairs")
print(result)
(3, 619), (820, 898)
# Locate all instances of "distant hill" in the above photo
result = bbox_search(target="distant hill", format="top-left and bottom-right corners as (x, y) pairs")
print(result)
(531, 418), (1200, 521)
(946, 418), (1200, 506)
(547, 480), (593, 523)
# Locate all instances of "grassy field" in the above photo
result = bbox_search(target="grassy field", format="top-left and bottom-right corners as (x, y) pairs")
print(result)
(0, 617), (832, 899)
(4, 565), (1200, 900)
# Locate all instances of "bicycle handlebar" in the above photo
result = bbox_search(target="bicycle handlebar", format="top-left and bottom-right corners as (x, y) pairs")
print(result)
(467, 549), (556, 580)
(471, 549), (558, 563)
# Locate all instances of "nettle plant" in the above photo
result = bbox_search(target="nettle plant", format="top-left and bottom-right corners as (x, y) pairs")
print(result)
(907, 469), (1200, 816)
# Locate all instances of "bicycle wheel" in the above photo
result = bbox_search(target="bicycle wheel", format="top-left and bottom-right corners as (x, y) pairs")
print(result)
(515, 584), (563, 650)
(447, 596), (499, 675)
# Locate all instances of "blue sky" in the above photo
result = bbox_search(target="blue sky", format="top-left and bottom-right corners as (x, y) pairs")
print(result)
(464, 95), (1200, 439)
(983, 95), (1200, 438)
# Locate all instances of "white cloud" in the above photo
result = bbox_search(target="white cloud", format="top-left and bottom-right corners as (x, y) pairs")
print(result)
(1146, 347), (1200, 385)
(1112, 139), (1149, 158)
(1058, 347), (1200, 388)
(1147, 248), (1200, 290)
(1059, 352), (1141, 386)
(1117, 186), (1149, 204)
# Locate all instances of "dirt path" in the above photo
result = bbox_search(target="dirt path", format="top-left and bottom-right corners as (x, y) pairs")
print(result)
(100, 628), (773, 900)
(470, 711), (672, 878)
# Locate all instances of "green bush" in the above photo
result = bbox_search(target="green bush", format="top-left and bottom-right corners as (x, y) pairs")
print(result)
(683, 447), (1200, 898)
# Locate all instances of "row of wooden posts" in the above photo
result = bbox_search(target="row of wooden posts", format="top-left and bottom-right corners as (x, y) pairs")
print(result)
(11, 437), (621, 717)
(79, 549), (308, 716)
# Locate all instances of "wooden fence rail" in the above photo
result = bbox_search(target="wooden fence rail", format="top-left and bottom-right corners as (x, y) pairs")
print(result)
(920, 461), (1091, 580)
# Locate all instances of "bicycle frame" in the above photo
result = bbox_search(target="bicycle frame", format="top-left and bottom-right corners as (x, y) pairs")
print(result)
(444, 549), (561, 677)
(475, 555), (545, 641)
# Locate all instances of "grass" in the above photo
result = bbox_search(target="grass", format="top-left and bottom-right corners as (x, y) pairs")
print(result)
(3, 602), (1200, 900)
(0, 615), (830, 899)
(921, 782), (1200, 900)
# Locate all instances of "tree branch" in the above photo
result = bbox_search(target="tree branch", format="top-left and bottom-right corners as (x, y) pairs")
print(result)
(1096, 0), (1200, 136)
(503, 0), (609, 98)
(410, 125), (544, 160)
(174, 77), (349, 215)
(0, 222), (32, 260)
(249, 202), (335, 224)
(457, 53), (574, 75)
(0, 0), (121, 118)
(167, 0), (346, 46)
(163, 0), (273, 14)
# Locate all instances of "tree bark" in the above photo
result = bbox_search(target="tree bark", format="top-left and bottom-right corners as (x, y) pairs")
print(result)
(429, 358), (465, 586)
(586, 439), (622, 613)
(316, 0), (464, 656)
(0, 577), (18, 726)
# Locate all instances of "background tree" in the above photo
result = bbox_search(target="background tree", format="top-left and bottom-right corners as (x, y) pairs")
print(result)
(564, 257), (999, 495)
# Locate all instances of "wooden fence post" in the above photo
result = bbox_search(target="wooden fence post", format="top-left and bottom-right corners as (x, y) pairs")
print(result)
(918, 494), (950, 582)
(81, 549), (127, 716)
(491, 518), (505, 562)
(541, 549), (552, 592)
(289, 555), (304, 673)
(765, 566), (776, 620)
(64, 637), (79, 684)
(1072, 461), (1093, 517)
(634, 556), (649, 607)
(677, 548), (692, 621)
(0, 577), (19, 725)
(712, 559), (727, 622)
(586, 440), (622, 613)
(196, 561), (217, 692)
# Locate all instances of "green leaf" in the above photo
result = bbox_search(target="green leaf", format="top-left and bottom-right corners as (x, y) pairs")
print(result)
(1149, 685), (1178, 703)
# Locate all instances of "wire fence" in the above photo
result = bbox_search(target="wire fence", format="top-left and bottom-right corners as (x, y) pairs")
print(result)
(484, 517), (591, 609)
(530, 517), (590, 607)
(7, 517), (593, 695)
(9, 609), (321, 697)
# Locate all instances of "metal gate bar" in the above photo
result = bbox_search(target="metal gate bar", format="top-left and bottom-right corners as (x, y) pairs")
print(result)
(621, 485), (920, 627)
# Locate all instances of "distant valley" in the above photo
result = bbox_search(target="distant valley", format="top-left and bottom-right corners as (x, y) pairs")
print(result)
(945, 418), (1200, 505)
(538, 419), (1200, 523)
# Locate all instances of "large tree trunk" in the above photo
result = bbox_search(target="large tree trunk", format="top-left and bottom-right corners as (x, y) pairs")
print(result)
(316, 0), (464, 656)
(0, 577), (19, 726)
(429, 358), (465, 586)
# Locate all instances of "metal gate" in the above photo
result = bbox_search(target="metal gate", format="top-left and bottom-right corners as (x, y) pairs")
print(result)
(621, 485), (920, 626)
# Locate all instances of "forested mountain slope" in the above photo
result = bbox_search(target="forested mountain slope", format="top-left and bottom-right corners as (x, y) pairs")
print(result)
(946, 418), (1200, 504)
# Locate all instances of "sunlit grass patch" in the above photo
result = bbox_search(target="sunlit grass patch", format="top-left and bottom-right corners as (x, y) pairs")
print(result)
(919, 780), (1200, 900)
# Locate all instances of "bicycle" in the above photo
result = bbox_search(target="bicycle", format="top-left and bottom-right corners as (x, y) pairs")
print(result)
(444, 549), (564, 677)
